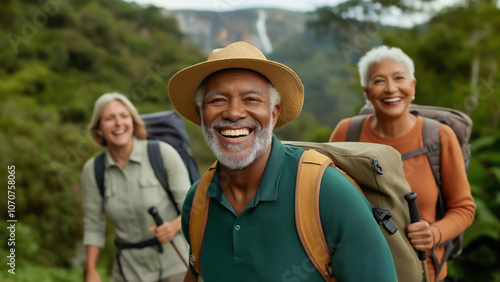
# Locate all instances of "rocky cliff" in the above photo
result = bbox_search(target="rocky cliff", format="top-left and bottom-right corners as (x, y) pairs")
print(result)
(166, 9), (308, 54)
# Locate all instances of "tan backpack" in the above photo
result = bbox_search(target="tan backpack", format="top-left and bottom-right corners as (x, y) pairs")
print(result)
(189, 141), (428, 282)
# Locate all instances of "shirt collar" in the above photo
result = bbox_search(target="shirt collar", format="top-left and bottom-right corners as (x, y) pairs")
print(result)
(104, 137), (143, 168)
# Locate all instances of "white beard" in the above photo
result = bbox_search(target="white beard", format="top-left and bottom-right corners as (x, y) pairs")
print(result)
(201, 117), (274, 171)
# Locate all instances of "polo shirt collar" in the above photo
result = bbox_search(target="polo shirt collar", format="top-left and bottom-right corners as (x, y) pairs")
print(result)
(254, 134), (283, 202)
(206, 134), (284, 205)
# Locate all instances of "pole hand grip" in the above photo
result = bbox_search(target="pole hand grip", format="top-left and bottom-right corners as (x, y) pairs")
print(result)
(404, 192), (427, 261)
(148, 206), (164, 226)
(148, 206), (164, 253)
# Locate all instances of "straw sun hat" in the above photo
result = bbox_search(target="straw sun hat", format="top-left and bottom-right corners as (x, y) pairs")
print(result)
(168, 41), (304, 127)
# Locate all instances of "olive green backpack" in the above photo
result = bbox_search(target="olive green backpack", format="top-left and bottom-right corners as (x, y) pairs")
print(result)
(188, 141), (428, 282)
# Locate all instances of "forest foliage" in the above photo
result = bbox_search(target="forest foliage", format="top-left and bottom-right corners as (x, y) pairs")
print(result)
(0, 0), (205, 279)
(0, 0), (499, 281)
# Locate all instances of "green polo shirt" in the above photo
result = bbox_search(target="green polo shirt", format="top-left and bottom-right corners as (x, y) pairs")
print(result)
(181, 135), (397, 282)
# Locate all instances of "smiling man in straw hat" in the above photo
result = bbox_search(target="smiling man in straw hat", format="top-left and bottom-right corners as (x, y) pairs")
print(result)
(168, 41), (397, 282)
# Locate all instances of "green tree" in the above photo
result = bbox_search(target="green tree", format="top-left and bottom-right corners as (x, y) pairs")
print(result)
(0, 0), (205, 279)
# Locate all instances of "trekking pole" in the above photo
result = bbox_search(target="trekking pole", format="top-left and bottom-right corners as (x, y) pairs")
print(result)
(405, 192), (431, 282)
(148, 206), (189, 268)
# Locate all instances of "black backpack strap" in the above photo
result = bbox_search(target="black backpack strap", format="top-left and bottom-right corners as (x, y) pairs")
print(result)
(94, 152), (106, 199)
(346, 115), (367, 142)
(93, 142), (181, 215)
(147, 141), (181, 215)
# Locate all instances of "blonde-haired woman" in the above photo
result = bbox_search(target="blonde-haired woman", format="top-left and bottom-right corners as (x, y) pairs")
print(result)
(82, 92), (190, 282)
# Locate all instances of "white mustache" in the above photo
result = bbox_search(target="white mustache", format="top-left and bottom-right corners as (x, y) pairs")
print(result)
(209, 120), (261, 131)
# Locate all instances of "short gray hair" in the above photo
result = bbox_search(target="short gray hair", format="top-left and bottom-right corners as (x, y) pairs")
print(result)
(358, 45), (415, 88)
(87, 92), (147, 146)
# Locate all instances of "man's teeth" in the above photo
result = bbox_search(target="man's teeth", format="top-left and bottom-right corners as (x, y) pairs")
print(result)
(221, 129), (250, 137)
(383, 97), (402, 103)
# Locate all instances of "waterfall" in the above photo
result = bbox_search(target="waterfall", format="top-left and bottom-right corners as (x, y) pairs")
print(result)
(256, 9), (273, 54)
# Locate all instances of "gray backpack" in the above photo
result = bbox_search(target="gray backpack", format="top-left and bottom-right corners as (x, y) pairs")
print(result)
(346, 104), (473, 278)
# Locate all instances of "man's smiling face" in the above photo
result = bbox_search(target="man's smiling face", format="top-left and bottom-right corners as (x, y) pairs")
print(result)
(200, 69), (280, 170)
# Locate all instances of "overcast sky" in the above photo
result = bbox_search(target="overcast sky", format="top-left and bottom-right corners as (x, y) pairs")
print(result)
(125, 0), (465, 12)
(125, 0), (342, 12)
(124, 0), (467, 27)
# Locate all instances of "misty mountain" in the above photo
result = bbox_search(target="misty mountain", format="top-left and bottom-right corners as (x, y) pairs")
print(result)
(166, 9), (307, 55)
(167, 8), (370, 126)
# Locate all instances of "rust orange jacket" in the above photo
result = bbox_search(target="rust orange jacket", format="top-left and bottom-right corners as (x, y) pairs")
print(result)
(330, 115), (476, 281)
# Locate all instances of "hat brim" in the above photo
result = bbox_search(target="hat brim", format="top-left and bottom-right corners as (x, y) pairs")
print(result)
(168, 57), (304, 127)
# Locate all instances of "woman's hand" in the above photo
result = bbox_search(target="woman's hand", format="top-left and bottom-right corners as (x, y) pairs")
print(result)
(149, 216), (182, 243)
(405, 220), (435, 251)
(150, 222), (177, 243)
(85, 268), (101, 282)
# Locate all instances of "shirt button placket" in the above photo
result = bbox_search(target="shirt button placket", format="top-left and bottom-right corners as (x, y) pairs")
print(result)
(233, 222), (243, 257)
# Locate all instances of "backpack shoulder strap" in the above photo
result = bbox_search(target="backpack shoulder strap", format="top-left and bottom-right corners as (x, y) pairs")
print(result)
(93, 142), (181, 214)
(188, 161), (217, 277)
(295, 149), (337, 281)
(422, 117), (442, 187)
(400, 117), (442, 186)
(296, 149), (365, 281)
(147, 140), (181, 215)
(94, 152), (106, 199)
(346, 115), (368, 142)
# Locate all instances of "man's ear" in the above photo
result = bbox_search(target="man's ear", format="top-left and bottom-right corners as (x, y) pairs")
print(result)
(272, 104), (281, 128)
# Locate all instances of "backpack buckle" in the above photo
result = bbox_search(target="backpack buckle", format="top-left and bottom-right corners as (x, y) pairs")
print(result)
(189, 254), (196, 266)
(427, 142), (440, 153)
(372, 208), (398, 234)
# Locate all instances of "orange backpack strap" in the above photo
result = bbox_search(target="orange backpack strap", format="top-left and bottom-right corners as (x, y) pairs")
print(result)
(296, 150), (337, 281)
(188, 161), (217, 276)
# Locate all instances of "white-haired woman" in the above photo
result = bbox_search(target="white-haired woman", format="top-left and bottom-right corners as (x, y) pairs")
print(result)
(329, 46), (476, 282)
(81, 93), (190, 282)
